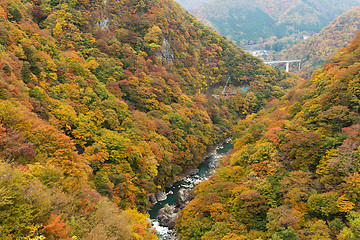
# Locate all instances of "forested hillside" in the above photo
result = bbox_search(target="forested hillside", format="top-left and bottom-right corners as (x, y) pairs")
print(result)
(177, 29), (360, 239)
(191, 0), (360, 51)
(0, 0), (297, 238)
(284, 7), (360, 78)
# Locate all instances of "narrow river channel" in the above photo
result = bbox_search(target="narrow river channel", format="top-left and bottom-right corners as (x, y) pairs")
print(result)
(149, 140), (233, 239)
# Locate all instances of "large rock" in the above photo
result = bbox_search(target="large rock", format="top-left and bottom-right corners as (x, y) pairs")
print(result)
(176, 188), (193, 209)
(158, 204), (177, 229)
(155, 191), (167, 202)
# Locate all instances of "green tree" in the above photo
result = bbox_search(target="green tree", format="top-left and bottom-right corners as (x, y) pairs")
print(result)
(307, 192), (339, 218)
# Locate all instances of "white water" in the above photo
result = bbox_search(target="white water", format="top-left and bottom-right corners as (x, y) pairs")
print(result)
(151, 221), (177, 240)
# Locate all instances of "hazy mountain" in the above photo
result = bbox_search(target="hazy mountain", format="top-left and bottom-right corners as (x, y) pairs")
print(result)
(284, 6), (360, 78)
(175, 0), (212, 11)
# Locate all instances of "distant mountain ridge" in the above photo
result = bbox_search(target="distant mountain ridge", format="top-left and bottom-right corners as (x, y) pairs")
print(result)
(175, 0), (212, 11)
(189, 0), (360, 48)
(284, 6), (360, 78)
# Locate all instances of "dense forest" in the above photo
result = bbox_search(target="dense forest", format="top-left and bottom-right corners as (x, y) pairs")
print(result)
(0, 0), (298, 238)
(284, 6), (360, 78)
(177, 28), (360, 240)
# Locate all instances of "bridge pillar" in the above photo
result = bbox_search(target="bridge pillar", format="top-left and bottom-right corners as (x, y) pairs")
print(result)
(286, 62), (289, 72)
(299, 61), (301, 70)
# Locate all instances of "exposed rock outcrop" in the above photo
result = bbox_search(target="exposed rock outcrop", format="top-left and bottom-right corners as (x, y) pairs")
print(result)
(98, 0), (109, 29)
(158, 39), (174, 64)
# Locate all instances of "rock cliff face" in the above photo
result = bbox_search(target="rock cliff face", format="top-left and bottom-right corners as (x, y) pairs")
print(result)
(157, 39), (174, 64)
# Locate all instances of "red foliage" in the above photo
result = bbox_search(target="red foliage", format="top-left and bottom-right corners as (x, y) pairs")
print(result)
(77, 198), (94, 216)
(342, 124), (360, 143)
(42, 214), (71, 240)
(266, 127), (282, 146)
(0, 127), (36, 161)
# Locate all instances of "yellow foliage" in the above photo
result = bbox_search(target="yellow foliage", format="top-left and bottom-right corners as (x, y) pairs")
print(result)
(87, 59), (99, 72)
(45, 59), (57, 72)
(47, 72), (57, 81)
(26, 224), (43, 239)
(14, 45), (26, 59)
(336, 195), (355, 213)
(316, 149), (337, 176)
(53, 22), (63, 37)
(125, 209), (158, 239)
(348, 77), (360, 96)
(39, 79), (50, 90)
(178, 95), (193, 107)
(144, 156), (158, 179)
(138, 51), (148, 58)
(312, 68), (326, 84)
(144, 25), (162, 44)
(222, 233), (247, 240)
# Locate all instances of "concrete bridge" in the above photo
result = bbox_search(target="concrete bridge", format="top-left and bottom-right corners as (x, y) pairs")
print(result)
(264, 60), (302, 72)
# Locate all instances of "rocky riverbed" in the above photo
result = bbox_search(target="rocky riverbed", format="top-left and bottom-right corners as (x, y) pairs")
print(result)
(149, 140), (233, 240)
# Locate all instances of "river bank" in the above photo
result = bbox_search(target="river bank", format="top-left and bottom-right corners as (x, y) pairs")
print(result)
(149, 139), (233, 240)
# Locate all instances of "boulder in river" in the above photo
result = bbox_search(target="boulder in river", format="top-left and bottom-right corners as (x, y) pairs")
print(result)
(176, 188), (194, 209)
(156, 191), (167, 202)
(158, 204), (177, 229)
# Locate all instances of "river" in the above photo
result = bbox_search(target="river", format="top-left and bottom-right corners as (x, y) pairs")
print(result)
(149, 140), (233, 239)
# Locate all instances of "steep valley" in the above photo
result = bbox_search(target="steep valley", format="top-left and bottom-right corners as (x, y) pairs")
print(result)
(0, 0), (297, 239)
(2, 0), (360, 239)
